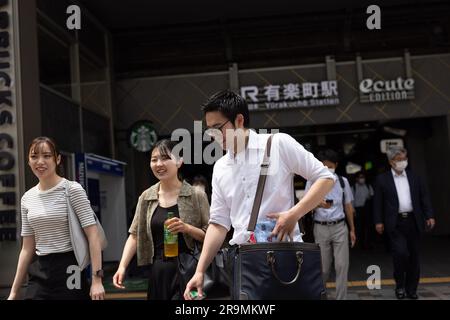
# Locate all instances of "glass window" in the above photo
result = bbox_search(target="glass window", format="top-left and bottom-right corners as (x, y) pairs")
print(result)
(82, 109), (112, 157)
(78, 15), (106, 61)
(38, 28), (73, 97)
(80, 54), (109, 116)
(37, 0), (72, 29)
(40, 87), (82, 153)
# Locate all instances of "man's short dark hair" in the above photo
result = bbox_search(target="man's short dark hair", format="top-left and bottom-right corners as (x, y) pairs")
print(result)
(316, 149), (339, 164)
(201, 90), (250, 127)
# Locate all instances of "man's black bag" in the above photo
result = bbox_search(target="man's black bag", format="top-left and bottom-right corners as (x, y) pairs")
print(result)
(229, 134), (327, 300)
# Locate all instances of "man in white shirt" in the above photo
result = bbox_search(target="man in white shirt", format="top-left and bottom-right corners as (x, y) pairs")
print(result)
(184, 90), (335, 299)
(305, 149), (356, 300)
(374, 146), (435, 300)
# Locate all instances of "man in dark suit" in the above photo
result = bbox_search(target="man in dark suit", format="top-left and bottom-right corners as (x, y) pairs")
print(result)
(373, 146), (435, 300)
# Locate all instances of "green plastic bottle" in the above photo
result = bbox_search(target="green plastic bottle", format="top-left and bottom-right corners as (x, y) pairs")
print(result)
(164, 211), (178, 257)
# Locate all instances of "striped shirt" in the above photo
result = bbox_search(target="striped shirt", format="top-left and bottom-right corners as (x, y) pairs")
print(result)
(21, 178), (97, 256)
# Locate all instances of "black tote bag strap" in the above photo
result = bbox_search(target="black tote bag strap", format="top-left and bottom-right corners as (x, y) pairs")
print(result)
(247, 134), (274, 232)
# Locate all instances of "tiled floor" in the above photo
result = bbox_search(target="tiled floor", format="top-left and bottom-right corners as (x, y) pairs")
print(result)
(327, 282), (450, 300)
(2, 235), (449, 300)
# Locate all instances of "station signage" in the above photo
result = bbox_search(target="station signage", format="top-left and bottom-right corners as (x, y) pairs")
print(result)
(359, 77), (415, 103)
(380, 139), (404, 154)
(241, 80), (340, 111)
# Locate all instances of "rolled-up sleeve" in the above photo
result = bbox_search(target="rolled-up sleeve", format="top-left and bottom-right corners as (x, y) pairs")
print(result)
(208, 165), (231, 231)
(278, 133), (336, 183)
(195, 189), (210, 232)
(304, 180), (312, 194)
(128, 196), (142, 235)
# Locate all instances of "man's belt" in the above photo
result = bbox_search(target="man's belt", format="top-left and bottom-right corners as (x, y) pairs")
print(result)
(398, 212), (412, 218)
(314, 218), (345, 226)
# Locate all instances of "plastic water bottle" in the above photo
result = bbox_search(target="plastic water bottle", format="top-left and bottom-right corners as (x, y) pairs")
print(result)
(164, 211), (178, 257)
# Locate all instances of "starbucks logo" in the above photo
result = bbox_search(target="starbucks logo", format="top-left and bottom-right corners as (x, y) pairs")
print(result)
(129, 121), (158, 152)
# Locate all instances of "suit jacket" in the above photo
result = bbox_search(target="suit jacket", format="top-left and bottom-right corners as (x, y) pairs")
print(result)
(373, 169), (434, 233)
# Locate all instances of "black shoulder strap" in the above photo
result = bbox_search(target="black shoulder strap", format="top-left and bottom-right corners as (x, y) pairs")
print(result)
(337, 175), (346, 206)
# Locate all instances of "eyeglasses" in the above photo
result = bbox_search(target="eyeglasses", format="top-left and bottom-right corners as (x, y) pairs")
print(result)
(204, 120), (230, 137)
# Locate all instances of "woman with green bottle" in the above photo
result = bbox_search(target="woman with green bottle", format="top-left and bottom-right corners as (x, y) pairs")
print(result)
(113, 139), (209, 300)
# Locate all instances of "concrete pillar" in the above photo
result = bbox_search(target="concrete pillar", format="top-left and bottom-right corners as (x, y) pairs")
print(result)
(0, 0), (41, 288)
(17, 0), (41, 189)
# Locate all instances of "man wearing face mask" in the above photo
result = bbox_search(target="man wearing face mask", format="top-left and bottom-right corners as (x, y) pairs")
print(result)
(305, 149), (356, 300)
(373, 146), (435, 300)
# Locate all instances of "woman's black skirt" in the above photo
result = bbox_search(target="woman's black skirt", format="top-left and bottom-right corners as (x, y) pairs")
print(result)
(147, 256), (181, 300)
(25, 251), (90, 300)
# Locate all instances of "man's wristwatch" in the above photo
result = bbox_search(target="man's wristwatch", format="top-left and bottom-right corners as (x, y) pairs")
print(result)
(92, 269), (104, 278)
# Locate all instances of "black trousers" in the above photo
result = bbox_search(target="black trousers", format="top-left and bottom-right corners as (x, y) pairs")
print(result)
(147, 256), (181, 300)
(387, 215), (421, 294)
(355, 204), (374, 249)
(25, 251), (90, 300)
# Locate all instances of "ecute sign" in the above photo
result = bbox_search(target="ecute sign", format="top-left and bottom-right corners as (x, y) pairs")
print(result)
(359, 77), (414, 103)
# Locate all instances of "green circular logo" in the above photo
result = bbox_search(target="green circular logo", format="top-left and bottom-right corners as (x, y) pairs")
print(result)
(129, 121), (158, 152)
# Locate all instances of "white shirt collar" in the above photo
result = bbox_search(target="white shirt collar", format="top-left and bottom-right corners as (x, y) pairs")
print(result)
(247, 129), (261, 150)
(226, 129), (260, 161)
(391, 168), (407, 177)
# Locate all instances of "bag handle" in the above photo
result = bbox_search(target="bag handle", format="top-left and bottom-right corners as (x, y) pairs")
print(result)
(64, 180), (85, 225)
(190, 187), (203, 252)
(267, 250), (304, 285)
(247, 134), (274, 232)
(64, 180), (76, 217)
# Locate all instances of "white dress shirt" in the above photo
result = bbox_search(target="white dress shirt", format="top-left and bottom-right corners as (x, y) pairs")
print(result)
(209, 130), (336, 245)
(305, 174), (354, 222)
(391, 168), (414, 213)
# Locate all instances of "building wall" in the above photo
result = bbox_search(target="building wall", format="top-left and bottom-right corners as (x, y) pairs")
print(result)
(241, 54), (450, 128)
(115, 53), (450, 134)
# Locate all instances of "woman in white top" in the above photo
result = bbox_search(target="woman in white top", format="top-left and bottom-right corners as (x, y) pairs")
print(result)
(8, 137), (105, 300)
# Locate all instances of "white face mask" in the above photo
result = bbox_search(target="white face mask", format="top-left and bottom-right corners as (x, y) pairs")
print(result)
(394, 160), (408, 172)
(328, 168), (335, 174)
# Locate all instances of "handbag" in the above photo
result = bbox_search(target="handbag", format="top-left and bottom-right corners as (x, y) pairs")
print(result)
(177, 244), (219, 294)
(65, 181), (108, 270)
(177, 187), (224, 294)
(229, 134), (327, 300)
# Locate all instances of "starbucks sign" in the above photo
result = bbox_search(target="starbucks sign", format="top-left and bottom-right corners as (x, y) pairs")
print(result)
(129, 121), (158, 152)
